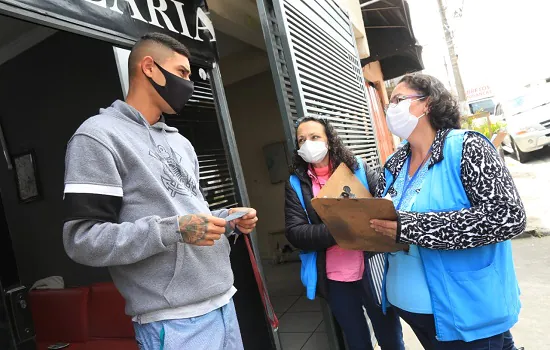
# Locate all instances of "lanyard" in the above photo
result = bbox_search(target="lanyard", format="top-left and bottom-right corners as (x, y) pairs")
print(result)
(396, 148), (432, 210)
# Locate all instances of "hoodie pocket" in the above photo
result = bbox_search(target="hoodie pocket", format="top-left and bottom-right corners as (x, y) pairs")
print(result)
(446, 262), (509, 331)
(163, 242), (186, 306)
(163, 240), (232, 307)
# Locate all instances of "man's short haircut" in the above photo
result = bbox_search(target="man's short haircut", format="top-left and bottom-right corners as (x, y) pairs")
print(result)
(128, 32), (191, 79)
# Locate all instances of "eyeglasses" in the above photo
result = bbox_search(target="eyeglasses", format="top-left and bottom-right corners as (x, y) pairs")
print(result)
(385, 95), (426, 112)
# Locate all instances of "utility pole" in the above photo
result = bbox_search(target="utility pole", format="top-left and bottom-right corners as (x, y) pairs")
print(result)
(442, 55), (454, 91)
(436, 0), (466, 102)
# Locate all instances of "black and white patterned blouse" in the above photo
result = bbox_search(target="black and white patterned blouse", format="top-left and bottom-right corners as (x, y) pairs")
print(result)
(375, 129), (527, 250)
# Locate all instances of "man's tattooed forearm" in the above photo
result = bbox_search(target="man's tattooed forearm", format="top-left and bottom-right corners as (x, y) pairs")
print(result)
(178, 214), (208, 244)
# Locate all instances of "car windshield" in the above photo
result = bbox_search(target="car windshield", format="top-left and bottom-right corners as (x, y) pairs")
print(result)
(469, 99), (495, 115)
(505, 87), (550, 115)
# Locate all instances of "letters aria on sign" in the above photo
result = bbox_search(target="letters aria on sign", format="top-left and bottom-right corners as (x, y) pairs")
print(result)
(85, 0), (216, 42)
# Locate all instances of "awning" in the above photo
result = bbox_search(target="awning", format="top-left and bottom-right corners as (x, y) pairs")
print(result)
(360, 0), (424, 80)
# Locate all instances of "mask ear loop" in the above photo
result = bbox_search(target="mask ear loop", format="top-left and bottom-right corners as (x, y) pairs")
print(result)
(412, 96), (428, 119)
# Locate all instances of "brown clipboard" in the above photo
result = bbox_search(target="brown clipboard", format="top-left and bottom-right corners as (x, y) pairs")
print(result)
(311, 162), (408, 252)
(316, 162), (373, 199)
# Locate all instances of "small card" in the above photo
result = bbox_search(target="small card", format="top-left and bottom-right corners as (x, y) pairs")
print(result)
(225, 210), (249, 222)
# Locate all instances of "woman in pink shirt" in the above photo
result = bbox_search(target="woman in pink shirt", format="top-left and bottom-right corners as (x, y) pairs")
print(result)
(285, 117), (404, 350)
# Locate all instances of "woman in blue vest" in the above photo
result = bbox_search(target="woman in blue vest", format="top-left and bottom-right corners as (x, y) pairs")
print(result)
(370, 73), (525, 350)
(285, 116), (405, 350)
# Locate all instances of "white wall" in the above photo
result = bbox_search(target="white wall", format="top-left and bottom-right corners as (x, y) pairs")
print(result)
(337, 0), (369, 58)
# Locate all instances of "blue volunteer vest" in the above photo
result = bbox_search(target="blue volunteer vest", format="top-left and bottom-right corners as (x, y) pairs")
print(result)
(381, 130), (521, 342)
(289, 156), (368, 300)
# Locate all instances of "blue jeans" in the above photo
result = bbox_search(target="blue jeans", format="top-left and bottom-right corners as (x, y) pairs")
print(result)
(328, 280), (405, 350)
(395, 307), (518, 350)
(133, 299), (243, 350)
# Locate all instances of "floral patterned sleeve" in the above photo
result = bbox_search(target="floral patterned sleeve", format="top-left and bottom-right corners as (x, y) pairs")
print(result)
(396, 132), (526, 250)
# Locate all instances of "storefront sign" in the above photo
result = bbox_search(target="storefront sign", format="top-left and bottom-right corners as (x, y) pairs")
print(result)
(2, 0), (218, 63)
(466, 85), (493, 101)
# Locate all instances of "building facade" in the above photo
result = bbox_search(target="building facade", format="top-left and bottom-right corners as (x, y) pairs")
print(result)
(0, 0), (421, 349)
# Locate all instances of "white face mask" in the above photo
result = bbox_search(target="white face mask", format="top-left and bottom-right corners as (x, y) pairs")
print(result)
(297, 140), (328, 164)
(386, 99), (426, 140)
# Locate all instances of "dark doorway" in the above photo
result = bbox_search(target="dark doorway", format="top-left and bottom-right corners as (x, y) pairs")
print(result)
(0, 192), (18, 288)
(0, 11), (274, 349)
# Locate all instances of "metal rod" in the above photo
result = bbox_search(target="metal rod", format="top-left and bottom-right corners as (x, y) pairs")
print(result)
(0, 123), (12, 170)
(362, 6), (400, 11)
(360, 0), (383, 8)
(365, 25), (407, 28)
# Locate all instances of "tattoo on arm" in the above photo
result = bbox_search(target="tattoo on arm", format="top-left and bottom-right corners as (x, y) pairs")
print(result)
(178, 214), (208, 244)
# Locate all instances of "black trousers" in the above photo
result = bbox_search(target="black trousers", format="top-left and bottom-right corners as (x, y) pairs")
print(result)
(327, 279), (405, 350)
(395, 307), (518, 350)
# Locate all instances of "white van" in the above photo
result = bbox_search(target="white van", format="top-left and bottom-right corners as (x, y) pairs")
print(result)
(496, 86), (550, 162)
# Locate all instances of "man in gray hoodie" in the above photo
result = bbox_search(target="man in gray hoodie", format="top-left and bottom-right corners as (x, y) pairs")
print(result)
(63, 33), (258, 350)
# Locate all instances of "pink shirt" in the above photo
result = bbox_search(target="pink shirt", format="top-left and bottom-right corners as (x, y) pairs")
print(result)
(308, 165), (365, 282)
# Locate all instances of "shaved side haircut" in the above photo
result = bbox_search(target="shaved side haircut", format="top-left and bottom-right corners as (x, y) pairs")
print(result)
(128, 33), (191, 79)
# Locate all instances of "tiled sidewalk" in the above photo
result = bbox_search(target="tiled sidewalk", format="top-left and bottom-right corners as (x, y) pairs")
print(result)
(264, 261), (330, 350)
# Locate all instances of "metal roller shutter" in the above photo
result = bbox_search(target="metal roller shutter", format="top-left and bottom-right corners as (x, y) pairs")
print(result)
(257, 1), (384, 347)
(258, 0), (381, 169)
(169, 68), (240, 211)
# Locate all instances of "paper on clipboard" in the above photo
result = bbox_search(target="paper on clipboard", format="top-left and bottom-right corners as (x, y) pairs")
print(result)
(311, 162), (408, 252)
(316, 162), (372, 199)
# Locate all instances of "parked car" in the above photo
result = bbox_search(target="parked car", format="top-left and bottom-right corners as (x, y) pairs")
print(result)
(496, 87), (550, 163)
(468, 97), (497, 116)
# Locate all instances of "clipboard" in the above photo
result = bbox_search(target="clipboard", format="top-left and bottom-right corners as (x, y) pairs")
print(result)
(311, 162), (408, 252)
(316, 162), (372, 199)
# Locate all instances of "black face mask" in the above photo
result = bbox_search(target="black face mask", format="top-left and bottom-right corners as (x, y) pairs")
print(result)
(147, 61), (194, 115)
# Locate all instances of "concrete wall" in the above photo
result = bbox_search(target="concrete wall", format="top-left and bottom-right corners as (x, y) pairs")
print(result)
(224, 71), (288, 259)
(337, 0), (369, 59)
(0, 31), (122, 286)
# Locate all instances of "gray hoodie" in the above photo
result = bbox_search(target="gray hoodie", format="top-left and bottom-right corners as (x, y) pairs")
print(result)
(63, 100), (234, 317)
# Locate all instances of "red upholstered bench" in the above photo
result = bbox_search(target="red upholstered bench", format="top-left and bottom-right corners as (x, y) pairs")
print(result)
(88, 283), (137, 350)
(29, 283), (138, 350)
